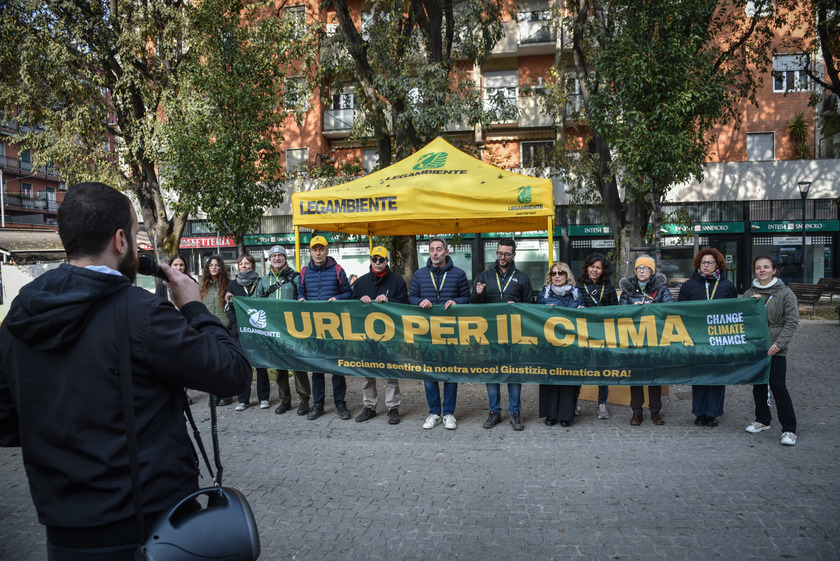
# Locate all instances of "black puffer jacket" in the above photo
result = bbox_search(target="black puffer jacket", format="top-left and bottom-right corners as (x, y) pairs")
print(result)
(618, 273), (674, 305)
(0, 264), (250, 531)
(351, 267), (409, 303)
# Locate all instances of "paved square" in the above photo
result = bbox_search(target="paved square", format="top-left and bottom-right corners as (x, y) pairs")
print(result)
(2, 321), (838, 560)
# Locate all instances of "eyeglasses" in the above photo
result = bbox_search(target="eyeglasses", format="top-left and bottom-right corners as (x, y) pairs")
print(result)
(700, 260), (717, 266)
(370, 256), (387, 264)
(497, 252), (513, 258)
(635, 266), (651, 271)
(549, 271), (564, 276)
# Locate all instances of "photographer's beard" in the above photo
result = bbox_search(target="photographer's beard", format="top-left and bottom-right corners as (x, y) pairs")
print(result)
(118, 244), (139, 284)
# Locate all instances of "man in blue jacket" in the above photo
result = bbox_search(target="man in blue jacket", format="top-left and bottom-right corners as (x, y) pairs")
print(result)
(408, 237), (470, 430)
(471, 237), (533, 431)
(299, 235), (352, 420)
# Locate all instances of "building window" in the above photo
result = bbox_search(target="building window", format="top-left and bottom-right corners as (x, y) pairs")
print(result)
(45, 186), (56, 201)
(521, 141), (555, 168)
(21, 182), (33, 198)
(364, 149), (379, 173)
(286, 5), (306, 39)
(285, 77), (308, 112)
(20, 149), (32, 172)
(484, 70), (518, 120)
(747, 132), (774, 161)
(773, 54), (811, 93)
(286, 147), (309, 174)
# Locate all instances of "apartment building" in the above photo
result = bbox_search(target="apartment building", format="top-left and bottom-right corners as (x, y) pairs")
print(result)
(0, 114), (65, 230)
(178, 1), (838, 292)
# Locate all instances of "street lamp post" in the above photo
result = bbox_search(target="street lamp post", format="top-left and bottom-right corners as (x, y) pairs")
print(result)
(798, 180), (812, 283)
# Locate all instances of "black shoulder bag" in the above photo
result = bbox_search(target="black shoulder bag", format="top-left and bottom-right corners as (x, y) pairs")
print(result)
(115, 291), (261, 560)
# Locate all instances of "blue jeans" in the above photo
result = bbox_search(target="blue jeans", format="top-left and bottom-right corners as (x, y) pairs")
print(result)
(486, 383), (521, 414)
(425, 381), (457, 416)
(598, 386), (609, 405)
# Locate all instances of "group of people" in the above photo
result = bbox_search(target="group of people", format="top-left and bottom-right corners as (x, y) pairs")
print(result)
(208, 237), (799, 448)
(0, 181), (803, 559)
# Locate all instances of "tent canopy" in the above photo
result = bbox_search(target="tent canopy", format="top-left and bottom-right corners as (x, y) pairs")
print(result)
(292, 137), (554, 236)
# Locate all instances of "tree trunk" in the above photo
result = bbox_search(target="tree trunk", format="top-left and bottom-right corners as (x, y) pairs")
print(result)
(132, 160), (188, 263)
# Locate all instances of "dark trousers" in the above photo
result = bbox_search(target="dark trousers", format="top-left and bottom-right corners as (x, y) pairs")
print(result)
(753, 355), (797, 433)
(238, 368), (270, 404)
(691, 385), (725, 418)
(630, 386), (662, 415)
(312, 373), (347, 408)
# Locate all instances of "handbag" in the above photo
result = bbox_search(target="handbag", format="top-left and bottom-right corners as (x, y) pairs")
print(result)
(114, 291), (261, 560)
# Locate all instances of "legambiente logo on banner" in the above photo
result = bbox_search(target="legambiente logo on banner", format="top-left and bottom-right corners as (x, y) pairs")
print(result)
(248, 309), (267, 329)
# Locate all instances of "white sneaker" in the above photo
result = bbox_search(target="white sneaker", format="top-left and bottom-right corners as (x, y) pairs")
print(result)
(574, 403), (581, 417)
(780, 432), (797, 446)
(235, 402), (249, 411)
(443, 414), (457, 430)
(259, 400), (270, 409)
(745, 422), (771, 433)
(598, 403), (610, 419)
(422, 414), (441, 430)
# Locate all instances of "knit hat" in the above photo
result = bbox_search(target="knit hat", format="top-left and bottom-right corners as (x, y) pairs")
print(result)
(634, 255), (655, 273)
(268, 245), (287, 257)
(309, 235), (328, 248)
(371, 246), (389, 259)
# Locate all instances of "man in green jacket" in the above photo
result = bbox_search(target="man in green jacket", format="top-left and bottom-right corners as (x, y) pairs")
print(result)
(255, 245), (312, 415)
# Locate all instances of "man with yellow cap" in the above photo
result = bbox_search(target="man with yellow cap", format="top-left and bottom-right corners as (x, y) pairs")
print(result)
(299, 235), (352, 420)
(618, 254), (674, 426)
(350, 246), (409, 425)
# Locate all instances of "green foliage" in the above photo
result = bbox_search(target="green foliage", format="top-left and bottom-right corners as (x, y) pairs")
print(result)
(787, 111), (811, 159)
(161, 0), (294, 248)
(0, 0), (192, 258)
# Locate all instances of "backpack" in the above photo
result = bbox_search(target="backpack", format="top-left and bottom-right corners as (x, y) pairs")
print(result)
(299, 263), (342, 298)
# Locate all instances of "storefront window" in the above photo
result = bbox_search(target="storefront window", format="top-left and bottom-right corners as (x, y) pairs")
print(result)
(752, 235), (834, 284)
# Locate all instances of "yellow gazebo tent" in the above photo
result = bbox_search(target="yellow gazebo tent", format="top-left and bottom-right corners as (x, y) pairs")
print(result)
(291, 137), (555, 264)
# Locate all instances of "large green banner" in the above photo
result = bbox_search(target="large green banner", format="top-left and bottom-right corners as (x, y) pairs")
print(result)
(232, 297), (771, 386)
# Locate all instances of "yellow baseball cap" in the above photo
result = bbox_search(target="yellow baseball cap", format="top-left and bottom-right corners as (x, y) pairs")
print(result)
(371, 246), (389, 259)
(309, 235), (328, 248)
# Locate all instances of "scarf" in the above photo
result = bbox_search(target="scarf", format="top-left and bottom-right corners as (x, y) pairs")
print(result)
(236, 270), (260, 286)
(699, 269), (721, 281)
(549, 283), (573, 297)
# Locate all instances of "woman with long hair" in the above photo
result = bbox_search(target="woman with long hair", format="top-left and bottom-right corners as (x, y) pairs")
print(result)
(577, 252), (618, 419)
(537, 262), (582, 427)
(200, 255), (230, 329)
(201, 255), (233, 405)
(155, 254), (191, 302)
(743, 255), (799, 446)
(678, 247), (738, 427)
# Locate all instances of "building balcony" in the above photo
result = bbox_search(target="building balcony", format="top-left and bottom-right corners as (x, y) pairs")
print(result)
(3, 192), (61, 213)
(323, 108), (356, 138)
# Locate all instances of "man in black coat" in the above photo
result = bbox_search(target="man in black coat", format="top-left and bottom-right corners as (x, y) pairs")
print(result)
(0, 182), (251, 560)
(471, 237), (533, 431)
(351, 246), (408, 425)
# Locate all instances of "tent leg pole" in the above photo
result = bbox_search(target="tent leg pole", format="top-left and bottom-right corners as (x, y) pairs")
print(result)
(295, 226), (301, 272)
(547, 216), (554, 268)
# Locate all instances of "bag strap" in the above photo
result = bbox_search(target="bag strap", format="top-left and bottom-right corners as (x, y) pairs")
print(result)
(117, 289), (222, 543)
(116, 289), (145, 543)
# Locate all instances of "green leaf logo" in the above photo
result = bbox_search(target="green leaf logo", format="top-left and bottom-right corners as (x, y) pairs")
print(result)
(517, 185), (532, 204)
(413, 152), (448, 170)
